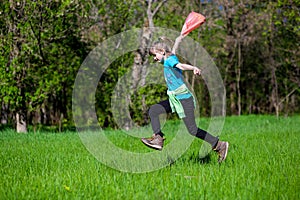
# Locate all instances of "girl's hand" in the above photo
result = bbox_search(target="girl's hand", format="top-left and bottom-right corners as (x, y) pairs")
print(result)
(193, 67), (201, 75)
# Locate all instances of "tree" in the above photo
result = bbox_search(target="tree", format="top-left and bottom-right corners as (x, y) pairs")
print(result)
(1, 0), (299, 131)
(265, 0), (300, 116)
(0, 0), (89, 132)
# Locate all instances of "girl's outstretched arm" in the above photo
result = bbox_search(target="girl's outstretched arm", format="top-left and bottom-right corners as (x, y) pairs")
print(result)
(176, 63), (201, 75)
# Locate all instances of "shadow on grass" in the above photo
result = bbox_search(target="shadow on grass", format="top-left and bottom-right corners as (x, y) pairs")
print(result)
(167, 152), (212, 168)
(188, 153), (212, 164)
(0, 124), (77, 133)
(0, 124), (14, 132)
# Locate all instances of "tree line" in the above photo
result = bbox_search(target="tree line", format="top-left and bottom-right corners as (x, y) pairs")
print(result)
(0, 0), (299, 132)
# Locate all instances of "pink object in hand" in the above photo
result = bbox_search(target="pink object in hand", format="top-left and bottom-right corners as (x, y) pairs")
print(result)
(181, 12), (206, 36)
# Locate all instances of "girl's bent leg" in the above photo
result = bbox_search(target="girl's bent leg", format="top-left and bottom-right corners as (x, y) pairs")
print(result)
(148, 99), (172, 135)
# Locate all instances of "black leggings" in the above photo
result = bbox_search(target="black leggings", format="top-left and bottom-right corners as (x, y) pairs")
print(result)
(148, 97), (218, 148)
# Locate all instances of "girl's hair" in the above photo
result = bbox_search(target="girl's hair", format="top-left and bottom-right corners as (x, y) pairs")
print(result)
(149, 37), (174, 57)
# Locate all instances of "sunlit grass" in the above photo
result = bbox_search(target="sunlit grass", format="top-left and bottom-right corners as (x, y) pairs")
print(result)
(0, 115), (299, 199)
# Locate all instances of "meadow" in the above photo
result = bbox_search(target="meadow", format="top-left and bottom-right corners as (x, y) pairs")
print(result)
(0, 115), (299, 199)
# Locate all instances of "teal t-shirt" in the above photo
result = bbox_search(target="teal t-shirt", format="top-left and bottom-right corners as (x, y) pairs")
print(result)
(163, 54), (192, 100)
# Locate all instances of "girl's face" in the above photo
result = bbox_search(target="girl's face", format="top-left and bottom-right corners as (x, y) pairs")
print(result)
(153, 52), (164, 63)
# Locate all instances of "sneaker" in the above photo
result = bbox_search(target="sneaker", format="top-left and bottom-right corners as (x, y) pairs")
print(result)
(213, 141), (229, 163)
(141, 134), (164, 150)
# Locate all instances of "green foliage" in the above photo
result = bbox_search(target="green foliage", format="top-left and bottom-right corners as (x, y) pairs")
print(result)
(0, 0), (299, 129)
(130, 83), (169, 126)
(0, 0), (90, 126)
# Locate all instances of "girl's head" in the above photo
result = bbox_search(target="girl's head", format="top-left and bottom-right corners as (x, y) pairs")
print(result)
(149, 37), (173, 63)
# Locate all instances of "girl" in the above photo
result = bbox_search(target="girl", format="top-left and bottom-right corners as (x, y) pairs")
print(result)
(141, 39), (229, 163)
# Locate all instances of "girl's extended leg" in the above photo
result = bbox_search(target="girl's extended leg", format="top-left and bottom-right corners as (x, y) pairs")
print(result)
(180, 97), (219, 148)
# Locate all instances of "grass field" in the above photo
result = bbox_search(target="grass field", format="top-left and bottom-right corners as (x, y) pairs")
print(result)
(0, 115), (299, 199)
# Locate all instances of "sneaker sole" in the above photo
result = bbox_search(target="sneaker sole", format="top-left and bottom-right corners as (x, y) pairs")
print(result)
(220, 142), (229, 163)
(141, 138), (163, 151)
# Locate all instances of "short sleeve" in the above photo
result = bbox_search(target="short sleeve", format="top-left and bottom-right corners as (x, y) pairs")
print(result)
(164, 55), (179, 68)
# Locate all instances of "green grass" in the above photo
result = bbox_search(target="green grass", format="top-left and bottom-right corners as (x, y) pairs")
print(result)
(0, 115), (299, 199)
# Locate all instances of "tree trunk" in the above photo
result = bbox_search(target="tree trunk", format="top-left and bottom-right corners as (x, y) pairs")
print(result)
(131, 0), (166, 92)
(229, 82), (237, 115)
(1, 103), (8, 125)
(8, 1), (28, 133)
(270, 67), (279, 117)
(129, 0), (166, 128)
(267, 7), (279, 117)
(16, 111), (27, 133)
(236, 40), (242, 116)
(131, 24), (151, 91)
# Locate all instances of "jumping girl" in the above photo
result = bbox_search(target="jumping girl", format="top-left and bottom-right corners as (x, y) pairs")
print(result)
(141, 38), (229, 163)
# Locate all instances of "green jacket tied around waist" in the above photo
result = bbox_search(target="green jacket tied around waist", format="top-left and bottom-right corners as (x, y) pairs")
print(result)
(167, 84), (196, 118)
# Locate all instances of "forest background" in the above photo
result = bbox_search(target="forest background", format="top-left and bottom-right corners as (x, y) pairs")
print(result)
(0, 0), (299, 133)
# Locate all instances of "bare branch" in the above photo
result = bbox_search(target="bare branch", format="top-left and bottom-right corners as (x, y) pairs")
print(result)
(147, 0), (152, 16)
(278, 88), (298, 106)
(147, 0), (167, 28)
(152, 0), (167, 17)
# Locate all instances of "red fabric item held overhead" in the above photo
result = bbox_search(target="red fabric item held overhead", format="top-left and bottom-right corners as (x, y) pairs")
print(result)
(181, 12), (206, 36)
